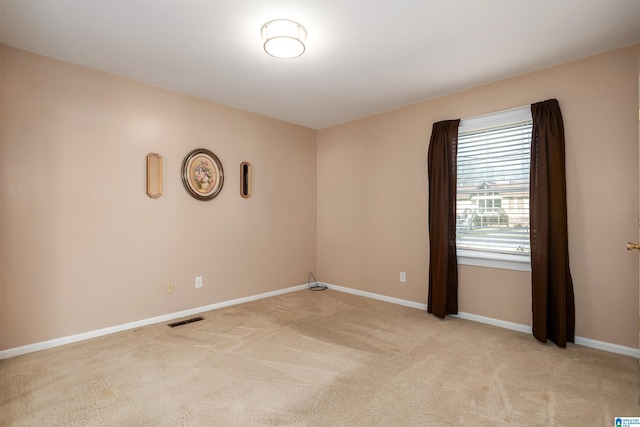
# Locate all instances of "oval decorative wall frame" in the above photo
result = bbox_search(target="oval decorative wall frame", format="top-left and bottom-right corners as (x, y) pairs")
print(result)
(181, 148), (224, 201)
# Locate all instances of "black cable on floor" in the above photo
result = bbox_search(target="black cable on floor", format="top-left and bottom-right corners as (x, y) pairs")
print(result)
(308, 272), (327, 291)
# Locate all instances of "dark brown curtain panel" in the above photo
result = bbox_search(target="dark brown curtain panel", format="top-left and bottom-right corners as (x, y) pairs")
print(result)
(530, 99), (575, 347)
(427, 119), (460, 318)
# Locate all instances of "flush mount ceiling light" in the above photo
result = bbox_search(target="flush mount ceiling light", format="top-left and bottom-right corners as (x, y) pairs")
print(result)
(261, 19), (307, 59)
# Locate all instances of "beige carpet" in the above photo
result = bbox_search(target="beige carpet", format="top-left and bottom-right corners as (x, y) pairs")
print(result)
(1, 289), (638, 426)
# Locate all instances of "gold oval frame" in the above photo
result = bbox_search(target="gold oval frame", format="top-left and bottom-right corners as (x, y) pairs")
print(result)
(181, 148), (224, 201)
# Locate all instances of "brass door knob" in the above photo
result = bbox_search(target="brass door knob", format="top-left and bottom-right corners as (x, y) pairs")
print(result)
(626, 242), (640, 251)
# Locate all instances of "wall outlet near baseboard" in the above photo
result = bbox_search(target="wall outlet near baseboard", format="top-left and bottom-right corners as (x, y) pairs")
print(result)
(166, 283), (174, 294)
(400, 272), (406, 283)
(195, 276), (203, 288)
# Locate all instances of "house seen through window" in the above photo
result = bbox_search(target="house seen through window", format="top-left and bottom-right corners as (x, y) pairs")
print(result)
(456, 106), (532, 270)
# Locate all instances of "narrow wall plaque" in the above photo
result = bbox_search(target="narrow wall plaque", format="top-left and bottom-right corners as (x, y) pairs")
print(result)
(146, 153), (163, 198)
(240, 162), (252, 198)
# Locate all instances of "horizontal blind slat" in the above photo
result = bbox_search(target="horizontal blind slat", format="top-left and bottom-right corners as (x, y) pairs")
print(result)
(455, 116), (531, 256)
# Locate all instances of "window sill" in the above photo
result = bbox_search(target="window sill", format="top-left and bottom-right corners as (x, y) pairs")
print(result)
(457, 249), (531, 272)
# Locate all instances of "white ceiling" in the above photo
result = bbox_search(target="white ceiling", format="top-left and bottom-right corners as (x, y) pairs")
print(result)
(1, 0), (639, 129)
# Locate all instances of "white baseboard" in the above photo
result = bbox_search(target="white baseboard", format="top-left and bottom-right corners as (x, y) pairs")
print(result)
(453, 311), (533, 334)
(455, 311), (640, 358)
(326, 283), (428, 310)
(0, 284), (308, 360)
(573, 336), (639, 358)
(324, 282), (640, 359)
(3, 282), (638, 360)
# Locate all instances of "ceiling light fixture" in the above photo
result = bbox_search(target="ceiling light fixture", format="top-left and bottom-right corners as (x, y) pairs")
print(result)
(261, 19), (307, 59)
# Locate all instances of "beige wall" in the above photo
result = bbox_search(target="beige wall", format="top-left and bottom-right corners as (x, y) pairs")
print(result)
(2, 43), (638, 352)
(0, 46), (317, 350)
(317, 45), (640, 349)
(0, 46), (4, 339)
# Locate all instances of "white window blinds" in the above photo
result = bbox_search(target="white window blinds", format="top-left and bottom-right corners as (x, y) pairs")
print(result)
(456, 107), (532, 256)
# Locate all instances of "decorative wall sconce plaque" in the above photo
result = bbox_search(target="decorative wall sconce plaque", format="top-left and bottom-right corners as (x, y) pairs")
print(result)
(181, 148), (224, 200)
(146, 153), (163, 198)
(240, 162), (252, 198)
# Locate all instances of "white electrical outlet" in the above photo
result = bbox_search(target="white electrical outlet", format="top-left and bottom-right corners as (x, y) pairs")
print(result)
(400, 272), (406, 283)
(195, 276), (203, 288)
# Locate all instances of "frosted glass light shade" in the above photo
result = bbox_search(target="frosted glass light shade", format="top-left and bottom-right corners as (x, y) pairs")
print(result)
(261, 19), (306, 59)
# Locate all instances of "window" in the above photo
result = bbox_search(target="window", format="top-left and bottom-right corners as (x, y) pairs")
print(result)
(456, 106), (532, 271)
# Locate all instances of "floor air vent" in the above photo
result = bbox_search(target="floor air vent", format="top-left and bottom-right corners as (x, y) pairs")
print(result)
(168, 316), (204, 328)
